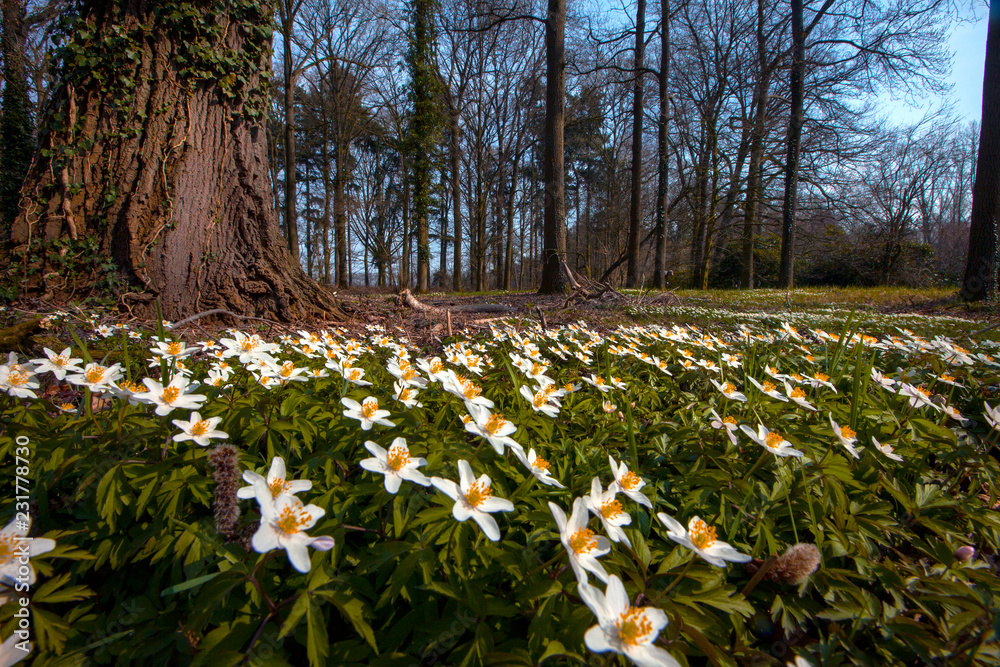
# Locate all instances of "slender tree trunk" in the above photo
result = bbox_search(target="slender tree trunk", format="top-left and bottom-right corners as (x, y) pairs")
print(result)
(626, 0), (646, 287)
(741, 0), (769, 290)
(963, 0), (1000, 301)
(334, 142), (349, 287)
(439, 165), (447, 283)
(778, 0), (804, 288)
(538, 0), (566, 293)
(321, 121), (332, 284)
(281, 15), (299, 261)
(1, 0), (33, 243)
(10, 0), (336, 319)
(400, 156), (410, 287)
(653, 0), (670, 288)
(305, 160), (313, 277)
(450, 111), (463, 291)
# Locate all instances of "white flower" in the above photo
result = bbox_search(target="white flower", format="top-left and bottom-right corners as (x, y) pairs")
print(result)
(65, 362), (123, 393)
(656, 513), (751, 567)
(151, 340), (196, 361)
(519, 385), (560, 417)
(748, 377), (788, 402)
(710, 379), (747, 402)
(582, 477), (632, 547)
(709, 409), (739, 446)
(238, 456), (312, 501)
(898, 383), (940, 411)
(133, 376), (207, 416)
(582, 375), (613, 393)
(608, 456), (651, 508)
(783, 382), (817, 411)
(430, 460), (514, 541)
(341, 396), (394, 430)
(514, 448), (564, 487)
(392, 382), (423, 409)
(871, 436), (903, 462)
(0, 517), (55, 587)
(985, 401), (1000, 431)
(577, 575), (678, 667)
(171, 412), (228, 446)
(869, 368), (896, 389)
(0, 631), (30, 667)
(464, 402), (522, 456)
(219, 332), (279, 364)
(359, 438), (431, 493)
(440, 369), (494, 407)
(549, 499), (610, 584)
(251, 480), (334, 573)
(415, 356), (448, 383)
(828, 415), (860, 459)
(0, 357), (38, 400)
(30, 347), (82, 380)
(740, 424), (803, 458)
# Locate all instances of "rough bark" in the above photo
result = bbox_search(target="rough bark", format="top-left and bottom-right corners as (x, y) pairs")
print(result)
(279, 3), (300, 261)
(9, 0), (341, 321)
(334, 142), (349, 287)
(653, 0), (670, 289)
(0, 0), (33, 242)
(538, 0), (566, 294)
(778, 0), (804, 288)
(963, 0), (1000, 301)
(449, 109), (463, 291)
(626, 0), (645, 287)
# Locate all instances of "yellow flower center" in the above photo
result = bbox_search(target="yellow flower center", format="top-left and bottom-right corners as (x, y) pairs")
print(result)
(387, 444), (409, 471)
(7, 370), (28, 387)
(276, 505), (309, 534)
(458, 376), (482, 400)
(531, 363), (545, 375)
(430, 360), (443, 373)
(724, 415), (737, 425)
(917, 385), (930, 398)
(161, 386), (181, 404)
(0, 533), (18, 565)
(762, 381), (777, 393)
(484, 413), (506, 435)
(348, 368), (362, 380)
(268, 478), (289, 498)
(689, 518), (717, 550)
(281, 362), (296, 378)
(401, 367), (417, 381)
(790, 388), (806, 399)
(167, 342), (183, 355)
(594, 377), (605, 386)
(190, 420), (209, 436)
(53, 355), (68, 367)
(722, 382), (736, 394)
(600, 499), (623, 520)
(59, 403), (74, 411)
(361, 398), (379, 419)
(764, 433), (784, 449)
(840, 425), (856, 440)
(85, 366), (107, 383)
(814, 372), (829, 382)
(941, 374), (955, 382)
(621, 471), (641, 490)
(616, 607), (653, 647)
(792, 373), (803, 381)
(533, 456), (551, 472)
(240, 338), (259, 351)
(533, 392), (548, 408)
(703, 361), (715, 368)
(569, 528), (598, 554)
(399, 388), (413, 401)
(465, 480), (492, 507)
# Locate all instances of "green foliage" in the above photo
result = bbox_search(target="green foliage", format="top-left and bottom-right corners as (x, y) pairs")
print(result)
(2, 312), (1000, 665)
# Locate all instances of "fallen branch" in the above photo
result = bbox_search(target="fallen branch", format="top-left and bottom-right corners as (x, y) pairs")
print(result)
(167, 308), (297, 336)
(396, 289), (518, 315)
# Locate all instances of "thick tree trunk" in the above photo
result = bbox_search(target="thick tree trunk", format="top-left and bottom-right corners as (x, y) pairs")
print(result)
(963, 0), (1000, 301)
(9, 0), (338, 320)
(626, 0), (646, 287)
(778, 0), (804, 288)
(653, 0), (670, 289)
(538, 0), (566, 294)
(321, 121), (332, 284)
(1, 0), (33, 243)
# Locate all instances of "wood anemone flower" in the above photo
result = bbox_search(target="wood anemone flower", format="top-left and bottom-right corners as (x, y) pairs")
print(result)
(429, 460), (514, 542)
(656, 513), (751, 567)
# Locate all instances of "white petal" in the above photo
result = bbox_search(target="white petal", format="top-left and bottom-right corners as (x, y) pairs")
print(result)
(251, 525), (280, 553)
(584, 625), (615, 654)
(472, 512), (501, 541)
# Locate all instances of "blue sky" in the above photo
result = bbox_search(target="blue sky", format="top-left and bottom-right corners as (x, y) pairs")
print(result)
(882, 10), (988, 125)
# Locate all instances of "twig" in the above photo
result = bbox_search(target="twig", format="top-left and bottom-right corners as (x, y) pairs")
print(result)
(167, 308), (297, 336)
(534, 305), (548, 331)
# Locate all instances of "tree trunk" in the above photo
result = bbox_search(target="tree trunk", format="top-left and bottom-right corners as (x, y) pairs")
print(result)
(963, 0), (1000, 301)
(1, 0), (32, 243)
(653, 0), (670, 289)
(538, 0), (566, 294)
(450, 110), (463, 291)
(741, 0), (769, 290)
(334, 141), (348, 287)
(321, 120), (332, 284)
(778, 0), (804, 288)
(409, 0), (438, 293)
(9, 0), (337, 320)
(280, 9), (299, 262)
(626, 0), (646, 287)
